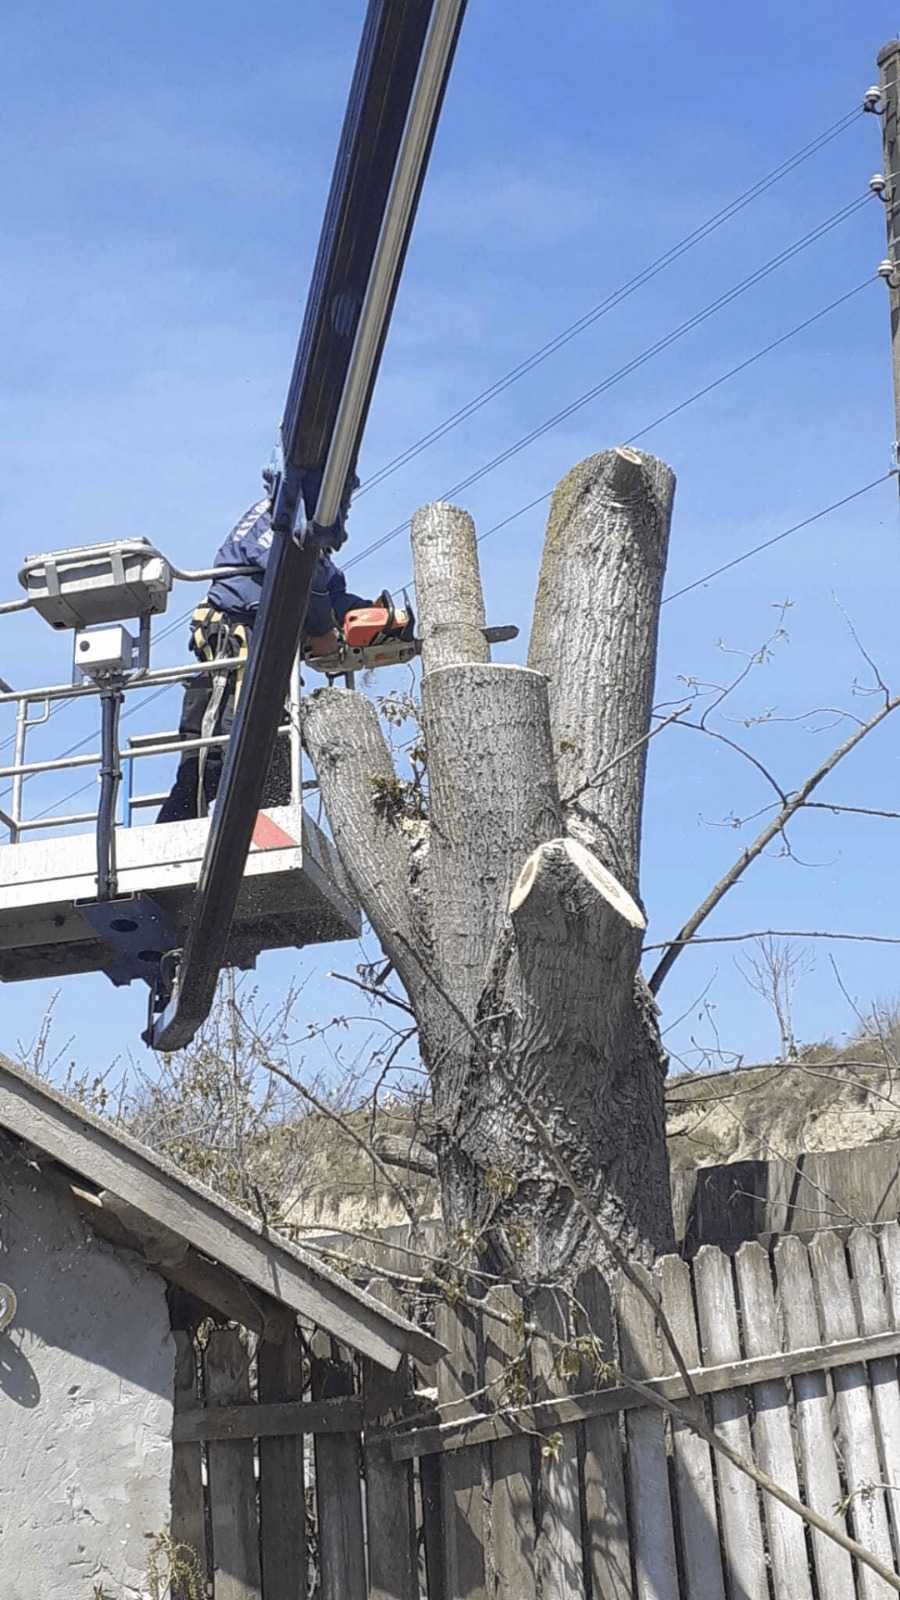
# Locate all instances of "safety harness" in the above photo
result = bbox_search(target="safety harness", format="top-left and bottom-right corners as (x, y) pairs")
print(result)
(189, 605), (251, 816)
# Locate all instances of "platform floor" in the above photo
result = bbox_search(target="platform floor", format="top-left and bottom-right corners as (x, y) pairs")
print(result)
(0, 806), (360, 983)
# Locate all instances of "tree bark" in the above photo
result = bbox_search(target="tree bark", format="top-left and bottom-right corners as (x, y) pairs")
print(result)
(303, 447), (677, 1286)
(302, 687), (427, 1011)
(421, 662), (561, 1034)
(528, 446), (675, 896)
(411, 501), (490, 674)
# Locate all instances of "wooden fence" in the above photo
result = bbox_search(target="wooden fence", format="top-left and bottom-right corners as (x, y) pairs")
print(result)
(171, 1223), (900, 1599)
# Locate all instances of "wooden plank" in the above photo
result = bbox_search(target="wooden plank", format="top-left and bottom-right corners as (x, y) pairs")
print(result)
(774, 1235), (855, 1600)
(483, 1284), (537, 1600)
(170, 1331), (207, 1600)
(531, 1288), (582, 1600)
(0, 1056), (442, 1369)
(205, 1329), (262, 1600)
(619, 1266), (679, 1600)
(693, 1245), (768, 1599)
(734, 1241), (813, 1600)
(849, 1229), (900, 1563)
(389, 1325), (900, 1459)
(310, 1333), (367, 1600)
(173, 1394), (362, 1443)
(419, 1448), (446, 1600)
(655, 1255), (724, 1600)
(258, 1333), (306, 1600)
(574, 1268), (632, 1600)
(879, 1219), (900, 1327)
(73, 1183), (296, 1340)
(809, 1230), (896, 1600)
(363, 1280), (418, 1600)
(434, 1296), (487, 1600)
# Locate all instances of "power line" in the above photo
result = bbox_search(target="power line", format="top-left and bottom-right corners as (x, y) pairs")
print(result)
(357, 106), (864, 497)
(27, 469), (892, 828)
(369, 275), (881, 599)
(661, 473), (893, 604)
(345, 193), (872, 572)
(14, 269), (879, 831)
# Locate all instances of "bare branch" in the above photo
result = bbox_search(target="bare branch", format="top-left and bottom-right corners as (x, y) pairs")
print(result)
(649, 693), (900, 992)
(329, 970), (415, 1017)
(647, 929), (900, 951)
(563, 703), (689, 805)
(236, 1007), (422, 1226)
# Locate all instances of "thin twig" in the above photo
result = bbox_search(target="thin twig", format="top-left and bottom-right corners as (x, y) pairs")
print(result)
(236, 1006), (421, 1225)
(329, 970), (415, 1016)
(564, 705), (689, 804)
(647, 929), (900, 951)
(649, 691), (900, 993)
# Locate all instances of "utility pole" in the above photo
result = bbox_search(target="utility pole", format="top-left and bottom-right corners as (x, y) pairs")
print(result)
(872, 42), (900, 478)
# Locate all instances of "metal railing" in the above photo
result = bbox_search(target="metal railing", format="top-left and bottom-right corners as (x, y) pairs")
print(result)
(0, 652), (305, 844)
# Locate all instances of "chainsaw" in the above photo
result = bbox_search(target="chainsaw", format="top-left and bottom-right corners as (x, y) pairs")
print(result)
(304, 591), (518, 677)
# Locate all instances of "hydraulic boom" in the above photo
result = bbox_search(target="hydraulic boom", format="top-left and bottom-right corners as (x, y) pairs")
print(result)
(148, 0), (467, 1050)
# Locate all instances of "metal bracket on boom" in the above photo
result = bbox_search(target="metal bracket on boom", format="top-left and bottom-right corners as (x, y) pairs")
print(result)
(147, 0), (469, 1052)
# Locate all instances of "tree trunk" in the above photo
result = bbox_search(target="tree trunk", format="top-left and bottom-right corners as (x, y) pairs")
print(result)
(303, 446), (676, 1286)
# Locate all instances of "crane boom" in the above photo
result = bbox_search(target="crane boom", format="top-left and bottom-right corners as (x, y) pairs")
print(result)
(148, 0), (467, 1050)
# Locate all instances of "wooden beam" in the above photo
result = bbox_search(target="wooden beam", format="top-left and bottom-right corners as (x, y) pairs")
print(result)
(0, 1053), (442, 1369)
(173, 1395), (363, 1444)
(72, 1186), (295, 1343)
(388, 1327), (900, 1461)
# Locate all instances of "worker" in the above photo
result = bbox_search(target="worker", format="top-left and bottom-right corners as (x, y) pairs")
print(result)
(157, 468), (372, 824)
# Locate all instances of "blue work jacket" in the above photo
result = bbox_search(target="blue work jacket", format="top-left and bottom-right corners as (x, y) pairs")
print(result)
(207, 499), (367, 635)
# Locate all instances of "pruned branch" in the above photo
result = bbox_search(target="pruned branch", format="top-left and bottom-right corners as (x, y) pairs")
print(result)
(372, 1133), (438, 1178)
(649, 693), (900, 992)
(528, 445), (676, 893)
(411, 501), (490, 673)
(302, 686), (424, 1006)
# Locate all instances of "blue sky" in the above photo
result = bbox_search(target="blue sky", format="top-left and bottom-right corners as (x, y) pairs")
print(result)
(2, 0), (900, 1083)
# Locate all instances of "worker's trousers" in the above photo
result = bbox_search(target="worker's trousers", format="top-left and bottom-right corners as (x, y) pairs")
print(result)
(156, 614), (291, 824)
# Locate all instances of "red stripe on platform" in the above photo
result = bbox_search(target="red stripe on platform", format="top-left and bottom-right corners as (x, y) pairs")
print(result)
(251, 813), (297, 850)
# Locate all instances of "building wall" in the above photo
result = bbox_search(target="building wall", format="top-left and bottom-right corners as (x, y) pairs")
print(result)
(0, 1140), (175, 1600)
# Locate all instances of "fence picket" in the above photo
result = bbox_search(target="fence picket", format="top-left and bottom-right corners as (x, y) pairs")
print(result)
(363, 1280), (418, 1600)
(433, 1297), (487, 1599)
(809, 1230), (896, 1600)
(204, 1329), (263, 1600)
(618, 1267), (679, 1600)
(171, 1330), (207, 1600)
(773, 1236), (855, 1599)
(484, 1284), (537, 1600)
(575, 1267), (633, 1600)
(848, 1229), (900, 1565)
(734, 1241), (814, 1598)
(531, 1289), (584, 1600)
(655, 1256), (725, 1600)
(310, 1333), (367, 1600)
(693, 1246), (768, 1598)
(257, 1332), (306, 1600)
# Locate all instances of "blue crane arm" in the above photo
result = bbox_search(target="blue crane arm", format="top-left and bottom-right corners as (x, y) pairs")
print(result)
(148, 0), (467, 1051)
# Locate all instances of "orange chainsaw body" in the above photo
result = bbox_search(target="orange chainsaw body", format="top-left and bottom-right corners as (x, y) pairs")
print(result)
(342, 605), (411, 648)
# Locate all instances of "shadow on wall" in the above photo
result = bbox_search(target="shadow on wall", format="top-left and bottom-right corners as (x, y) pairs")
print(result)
(0, 1332), (40, 1406)
(0, 1131), (172, 1399)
